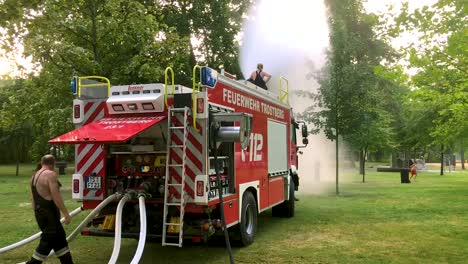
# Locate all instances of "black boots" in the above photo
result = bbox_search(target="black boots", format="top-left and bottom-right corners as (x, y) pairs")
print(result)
(25, 252), (73, 264)
(58, 252), (74, 264)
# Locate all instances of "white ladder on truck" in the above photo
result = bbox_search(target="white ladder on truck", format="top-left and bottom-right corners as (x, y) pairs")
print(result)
(162, 107), (189, 247)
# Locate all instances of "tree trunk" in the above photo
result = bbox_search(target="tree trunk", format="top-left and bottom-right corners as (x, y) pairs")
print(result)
(448, 149), (452, 172)
(359, 149), (364, 175)
(461, 140), (465, 170)
(440, 144), (444, 176)
(15, 157), (19, 176)
(336, 132), (339, 195)
(15, 140), (20, 176)
(52, 145), (57, 158)
(403, 150), (409, 168)
(362, 147), (368, 183)
(359, 149), (366, 183)
(335, 72), (339, 195)
(89, 1), (99, 65)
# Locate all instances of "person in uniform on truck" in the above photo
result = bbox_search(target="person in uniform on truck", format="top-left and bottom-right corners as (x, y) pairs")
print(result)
(26, 154), (74, 264)
(247, 63), (271, 90)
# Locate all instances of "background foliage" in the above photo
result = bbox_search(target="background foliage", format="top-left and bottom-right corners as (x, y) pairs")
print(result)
(299, 0), (466, 177)
(0, 0), (465, 173)
(0, 0), (251, 164)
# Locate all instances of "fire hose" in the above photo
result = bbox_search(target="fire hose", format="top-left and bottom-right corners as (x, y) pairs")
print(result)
(211, 122), (235, 264)
(107, 191), (148, 264)
(49, 193), (122, 257)
(50, 193), (123, 257)
(1, 192), (122, 258)
(108, 192), (131, 264)
(130, 193), (147, 264)
(0, 189), (148, 263)
(0, 206), (83, 254)
(67, 193), (122, 242)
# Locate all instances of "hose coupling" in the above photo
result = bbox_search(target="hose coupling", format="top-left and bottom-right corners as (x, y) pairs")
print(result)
(125, 190), (138, 199)
(137, 191), (150, 199)
(114, 192), (124, 200)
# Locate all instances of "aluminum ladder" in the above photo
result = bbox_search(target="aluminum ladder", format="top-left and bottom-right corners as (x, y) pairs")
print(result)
(162, 107), (189, 247)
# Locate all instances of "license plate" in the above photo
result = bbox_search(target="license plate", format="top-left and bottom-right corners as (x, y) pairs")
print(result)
(86, 176), (101, 190)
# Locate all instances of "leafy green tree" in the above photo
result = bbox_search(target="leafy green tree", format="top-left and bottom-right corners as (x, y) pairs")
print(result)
(0, 79), (35, 173)
(1, 0), (191, 84)
(0, 0), (190, 161)
(0, 0), (252, 164)
(300, 0), (399, 189)
(390, 0), (467, 172)
(160, 0), (252, 78)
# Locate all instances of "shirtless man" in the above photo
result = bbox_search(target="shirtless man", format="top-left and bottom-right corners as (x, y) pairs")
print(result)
(248, 63), (272, 90)
(26, 154), (73, 264)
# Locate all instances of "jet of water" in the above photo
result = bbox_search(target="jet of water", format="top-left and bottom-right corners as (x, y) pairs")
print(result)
(240, 0), (344, 194)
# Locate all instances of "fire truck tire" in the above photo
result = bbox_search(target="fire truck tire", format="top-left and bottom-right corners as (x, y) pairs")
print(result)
(272, 180), (295, 218)
(238, 191), (257, 246)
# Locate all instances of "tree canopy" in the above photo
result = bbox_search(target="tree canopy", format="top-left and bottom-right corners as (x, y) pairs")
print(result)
(0, 0), (250, 163)
(0, 0), (465, 174)
(298, 0), (401, 184)
(392, 0), (467, 148)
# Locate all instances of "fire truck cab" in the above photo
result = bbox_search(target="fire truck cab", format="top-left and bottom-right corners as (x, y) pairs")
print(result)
(49, 66), (309, 247)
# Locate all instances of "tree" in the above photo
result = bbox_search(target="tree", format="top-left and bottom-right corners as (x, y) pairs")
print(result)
(0, 0), (190, 161)
(1, 0), (192, 84)
(0, 0), (252, 163)
(300, 0), (397, 190)
(390, 0), (467, 172)
(160, 0), (252, 79)
(0, 79), (35, 174)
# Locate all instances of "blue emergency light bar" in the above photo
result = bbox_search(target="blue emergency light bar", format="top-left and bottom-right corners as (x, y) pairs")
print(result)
(71, 76), (78, 95)
(201, 67), (218, 89)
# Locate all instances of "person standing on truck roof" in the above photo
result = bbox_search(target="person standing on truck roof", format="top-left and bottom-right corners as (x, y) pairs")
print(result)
(247, 63), (271, 90)
(26, 154), (74, 264)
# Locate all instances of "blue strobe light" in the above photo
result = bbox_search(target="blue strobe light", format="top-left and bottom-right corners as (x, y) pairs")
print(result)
(201, 67), (218, 88)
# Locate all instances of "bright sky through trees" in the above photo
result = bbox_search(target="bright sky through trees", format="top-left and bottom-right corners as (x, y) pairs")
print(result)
(0, 0), (438, 78)
(364, 0), (437, 48)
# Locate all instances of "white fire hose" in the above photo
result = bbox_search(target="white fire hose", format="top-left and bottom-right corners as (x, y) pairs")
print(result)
(130, 194), (147, 264)
(1, 192), (129, 264)
(46, 193), (123, 258)
(108, 193), (131, 264)
(67, 193), (122, 242)
(0, 206), (83, 254)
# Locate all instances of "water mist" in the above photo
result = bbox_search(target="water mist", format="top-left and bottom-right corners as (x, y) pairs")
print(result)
(240, 0), (343, 194)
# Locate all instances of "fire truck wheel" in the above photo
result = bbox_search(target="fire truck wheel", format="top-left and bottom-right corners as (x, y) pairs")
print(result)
(239, 191), (258, 246)
(272, 179), (295, 218)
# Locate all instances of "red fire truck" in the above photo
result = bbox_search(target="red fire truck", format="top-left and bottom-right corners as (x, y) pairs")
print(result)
(49, 66), (309, 248)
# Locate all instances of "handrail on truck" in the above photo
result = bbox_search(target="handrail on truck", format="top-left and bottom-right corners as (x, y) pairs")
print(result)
(279, 76), (289, 105)
(164, 66), (175, 107)
(192, 65), (202, 130)
(78, 76), (111, 98)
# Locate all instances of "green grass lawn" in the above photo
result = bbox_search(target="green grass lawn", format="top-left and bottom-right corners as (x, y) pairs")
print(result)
(0, 164), (467, 263)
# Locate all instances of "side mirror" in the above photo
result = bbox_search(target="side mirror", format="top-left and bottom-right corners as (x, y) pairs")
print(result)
(296, 120), (309, 149)
(301, 124), (308, 138)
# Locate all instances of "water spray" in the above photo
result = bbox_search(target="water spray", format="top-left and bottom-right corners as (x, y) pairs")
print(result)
(239, 0), (337, 193)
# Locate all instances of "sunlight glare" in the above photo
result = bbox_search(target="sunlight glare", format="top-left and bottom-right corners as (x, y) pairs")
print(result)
(240, 0), (329, 81)
(0, 59), (10, 76)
